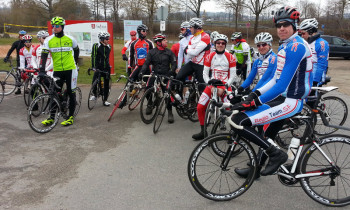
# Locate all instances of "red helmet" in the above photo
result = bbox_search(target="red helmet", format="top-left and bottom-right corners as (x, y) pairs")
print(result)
(273, 6), (300, 24)
(130, 30), (137, 36)
(22, 35), (33, 42)
(153, 33), (166, 42)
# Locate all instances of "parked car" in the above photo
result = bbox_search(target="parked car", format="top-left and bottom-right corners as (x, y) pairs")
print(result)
(321, 35), (350, 59)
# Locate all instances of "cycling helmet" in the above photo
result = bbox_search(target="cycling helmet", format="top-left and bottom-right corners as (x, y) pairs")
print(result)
(153, 33), (166, 42)
(189, 18), (203, 29)
(130, 30), (137, 36)
(231, 32), (242, 40)
(180, 21), (190, 29)
(213, 34), (228, 44)
(19, 30), (26, 35)
(210, 31), (219, 41)
(178, 33), (184, 40)
(273, 6), (300, 30)
(51, 16), (66, 25)
(22, 35), (32, 42)
(299, 18), (318, 34)
(254, 32), (273, 45)
(98, 31), (110, 40)
(137, 24), (148, 39)
(37, 30), (49, 38)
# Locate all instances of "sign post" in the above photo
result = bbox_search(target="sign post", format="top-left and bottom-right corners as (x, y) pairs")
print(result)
(156, 6), (169, 33)
(246, 22), (250, 40)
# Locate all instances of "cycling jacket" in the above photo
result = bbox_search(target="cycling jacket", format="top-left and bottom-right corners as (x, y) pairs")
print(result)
(231, 40), (252, 65)
(19, 45), (34, 69)
(177, 35), (193, 68)
(256, 33), (313, 104)
(186, 31), (210, 65)
(140, 47), (177, 76)
(308, 34), (329, 84)
(32, 44), (53, 72)
(91, 42), (111, 72)
(5, 39), (25, 67)
(130, 38), (154, 67)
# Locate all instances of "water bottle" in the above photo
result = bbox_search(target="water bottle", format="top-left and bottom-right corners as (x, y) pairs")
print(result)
(287, 137), (300, 160)
(267, 138), (280, 149)
(175, 93), (182, 102)
(184, 90), (190, 104)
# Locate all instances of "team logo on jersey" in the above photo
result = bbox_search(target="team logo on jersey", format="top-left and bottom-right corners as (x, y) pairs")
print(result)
(270, 56), (276, 64)
(291, 43), (299, 52)
(320, 41), (325, 52)
(143, 43), (147, 48)
(91, 24), (95, 29)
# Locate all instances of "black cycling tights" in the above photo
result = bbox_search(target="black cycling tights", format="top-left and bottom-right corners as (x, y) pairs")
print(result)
(176, 61), (206, 94)
(53, 70), (76, 118)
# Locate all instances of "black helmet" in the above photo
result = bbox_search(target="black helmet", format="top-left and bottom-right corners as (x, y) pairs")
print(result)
(137, 24), (148, 39)
(273, 6), (300, 30)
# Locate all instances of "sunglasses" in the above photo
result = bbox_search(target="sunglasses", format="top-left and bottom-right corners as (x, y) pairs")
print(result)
(216, 41), (226, 45)
(105, 38), (109, 40)
(25, 41), (31, 43)
(301, 32), (307, 35)
(141, 30), (147, 32)
(180, 28), (186, 31)
(51, 25), (61, 28)
(256, 43), (268, 48)
(275, 21), (292, 28)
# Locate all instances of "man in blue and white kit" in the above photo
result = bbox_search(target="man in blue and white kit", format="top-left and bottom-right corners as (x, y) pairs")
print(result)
(231, 6), (313, 176)
(299, 18), (329, 108)
(176, 21), (193, 73)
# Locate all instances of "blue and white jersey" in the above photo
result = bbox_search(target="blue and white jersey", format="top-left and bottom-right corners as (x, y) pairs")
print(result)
(256, 33), (313, 104)
(309, 34), (329, 84)
(241, 49), (277, 90)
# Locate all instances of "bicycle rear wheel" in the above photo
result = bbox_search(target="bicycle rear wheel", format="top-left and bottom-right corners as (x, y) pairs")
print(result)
(0, 82), (4, 104)
(300, 135), (350, 206)
(187, 90), (199, 122)
(153, 97), (167, 134)
(28, 83), (44, 107)
(128, 87), (143, 111)
(0, 70), (17, 95)
(27, 94), (60, 133)
(23, 78), (31, 106)
(108, 90), (126, 121)
(88, 80), (100, 110)
(203, 100), (217, 137)
(140, 87), (160, 124)
(188, 134), (257, 201)
(314, 96), (348, 136)
(73, 87), (82, 117)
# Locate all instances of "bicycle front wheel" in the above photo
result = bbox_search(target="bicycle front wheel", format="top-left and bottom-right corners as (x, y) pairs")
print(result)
(314, 96), (348, 136)
(188, 134), (257, 201)
(300, 135), (350, 206)
(140, 87), (160, 124)
(108, 90), (126, 121)
(88, 80), (100, 110)
(23, 78), (31, 106)
(28, 83), (44, 107)
(73, 87), (82, 117)
(128, 87), (143, 111)
(0, 82), (4, 104)
(203, 100), (217, 137)
(27, 94), (60, 133)
(187, 90), (199, 122)
(153, 96), (167, 134)
(0, 70), (17, 95)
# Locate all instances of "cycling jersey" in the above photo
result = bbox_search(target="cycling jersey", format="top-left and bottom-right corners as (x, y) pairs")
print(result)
(42, 34), (78, 71)
(5, 39), (25, 67)
(19, 45), (34, 69)
(140, 47), (177, 76)
(91, 42), (111, 71)
(186, 31), (210, 65)
(241, 50), (277, 90)
(177, 35), (193, 68)
(308, 34), (329, 84)
(231, 40), (252, 65)
(129, 38), (154, 67)
(122, 39), (134, 68)
(32, 44), (53, 73)
(171, 42), (180, 60)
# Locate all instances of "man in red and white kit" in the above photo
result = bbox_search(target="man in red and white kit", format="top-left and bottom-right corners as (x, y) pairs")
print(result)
(32, 30), (53, 77)
(176, 17), (211, 95)
(121, 30), (137, 76)
(192, 34), (237, 140)
(19, 35), (35, 71)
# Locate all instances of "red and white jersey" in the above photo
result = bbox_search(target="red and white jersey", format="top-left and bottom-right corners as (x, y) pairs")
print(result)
(186, 31), (210, 65)
(121, 40), (134, 68)
(19, 46), (35, 69)
(32, 44), (53, 73)
(203, 51), (237, 86)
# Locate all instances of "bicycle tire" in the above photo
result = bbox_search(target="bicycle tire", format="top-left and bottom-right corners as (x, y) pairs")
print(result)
(88, 79), (100, 110)
(299, 134), (350, 206)
(23, 78), (31, 106)
(73, 87), (82, 117)
(108, 90), (126, 121)
(140, 87), (160, 124)
(0, 70), (17, 95)
(314, 96), (348, 136)
(28, 83), (44, 108)
(0, 82), (4, 104)
(27, 94), (60, 133)
(188, 134), (257, 201)
(128, 87), (143, 111)
(153, 96), (167, 134)
(203, 100), (217, 137)
(187, 91), (199, 122)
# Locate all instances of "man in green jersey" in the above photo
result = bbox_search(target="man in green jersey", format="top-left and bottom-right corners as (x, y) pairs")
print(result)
(230, 32), (252, 81)
(39, 16), (80, 126)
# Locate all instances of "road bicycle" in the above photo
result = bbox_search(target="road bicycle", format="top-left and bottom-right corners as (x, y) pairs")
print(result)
(188, 101), (350, 206)
(0, 59), (25, 95)
(107, 75), (145, 121)
(27, 75), (82, 133)
(87, 68), (112, 110)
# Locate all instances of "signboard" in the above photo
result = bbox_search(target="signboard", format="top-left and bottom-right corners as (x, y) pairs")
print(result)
(124, 20), (142, 41)
(157, 6), (169, 21)
(160, 21), (166, 32)
(47, 20), (115, 74)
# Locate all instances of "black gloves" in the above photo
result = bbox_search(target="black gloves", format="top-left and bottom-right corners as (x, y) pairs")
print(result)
(38, 71), (46, 79)
(3, 57), (9, 63)
(245, 90), (261, 101)
(208, 79), (223, 85)
(203, 43), (211, 51)
(122, 54), (128, 61)
(184, 46), (188, 55)
(236, 68), (242, 76)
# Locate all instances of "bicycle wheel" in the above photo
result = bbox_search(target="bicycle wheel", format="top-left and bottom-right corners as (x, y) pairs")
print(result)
(188, 134), (257, 201)
(211, 116), (231, 134)
(299, 135), (350, 207)
(140, 87), (160, 124)
(187, 91), (199, 122)
(73, 87), (82, 117)
(88, 79), (100, 110)
(203, 100), (218, 137)
(128, 87), (143, 111)
(153, 96), (167, 134)
(28, 83), (44, 107)
(0, 70), (17, 95)
(0, 82), (4, 104)
(27, 94), (60, 133)
(108, 90), (127, 121)
(23, 78), (31, 106)
(314, 96), (348, 136)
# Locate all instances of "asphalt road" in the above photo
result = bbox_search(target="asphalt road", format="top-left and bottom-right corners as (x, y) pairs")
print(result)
(1, 75), (350, 210)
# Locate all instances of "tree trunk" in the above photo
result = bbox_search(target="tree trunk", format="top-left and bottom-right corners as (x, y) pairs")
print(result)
(254, 12), (259, 35)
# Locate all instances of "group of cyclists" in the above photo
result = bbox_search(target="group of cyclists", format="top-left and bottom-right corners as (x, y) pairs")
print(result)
(3, 5), (330, 177)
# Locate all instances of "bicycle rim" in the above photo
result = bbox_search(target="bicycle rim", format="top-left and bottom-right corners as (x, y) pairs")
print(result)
(128, 88), (143, 111)
(23, 79), (31, 106)
(153, 97), (167, 134)
(108, 91), (126, 121)
(300, 135), (350, 206)
(188, 91), (199, 122)
(0, 83), (4, 104)
(28, 84), (44, 108)
(0, 71), (17, 95)
(203, 101), (217, 137)
(73, 87), (82, 117)
(188, 134), (257, 201)
(88, 80), (99, 110)
(140, 87), (158, 124)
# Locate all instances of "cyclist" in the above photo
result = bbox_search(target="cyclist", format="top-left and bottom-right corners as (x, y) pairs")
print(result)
(176, 18), (211, 95)
(230, 6), (312, 176)
(230, 32), (252, 80)
(192, 34), (237, 140)
(170, 33), (183, 63)
(299, 18), (329, 108)
(121, 30), (137, 76)
(210, 31), (219, 52)
(176, 21), (193, 73)
(129, 24), (154, 82)
(139, 34), (177, 123)
(19, 35), (35, 71)
(32, 30), (53, 77)
(90, 31), (112, 106)
(39, 16), (80, 126)
(4, 30), (27, 94)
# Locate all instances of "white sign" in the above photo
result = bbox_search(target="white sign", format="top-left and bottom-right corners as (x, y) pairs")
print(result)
(160, 21), (166, 31)
(124, 20), (142, 41)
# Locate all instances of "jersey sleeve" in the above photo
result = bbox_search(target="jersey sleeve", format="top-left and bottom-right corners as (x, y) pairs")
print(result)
(254, 54), (277, 91)
(186, 34), (210, 58)
(314, 39), (329, 83)
(225, 52), (237, 86)
(241, 59), (258, 89)
(19, 49), (25, 69)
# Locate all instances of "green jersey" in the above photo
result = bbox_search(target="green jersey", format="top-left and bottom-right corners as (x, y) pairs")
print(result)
(231, 42), (252, 65)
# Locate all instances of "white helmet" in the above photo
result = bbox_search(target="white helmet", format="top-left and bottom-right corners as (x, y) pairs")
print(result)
(214, 34), (228, 44)
(299, 18), (318, 31)
(189, 18), (204, 29)
(98, 31), (110, 39)
(231, 32), (242, 40)
(254, 32), (273, 45)
(37, 30), (49, 38)
(180, 21), (190, 29)
(210, 31), (219, 41)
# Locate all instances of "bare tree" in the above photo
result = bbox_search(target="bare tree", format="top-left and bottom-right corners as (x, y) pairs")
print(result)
(218, 0), (244, 30)
(184, 0), (208, 18)
(337, 0), (349, 20)
(144, 0), (158, 34)
(27, 0), (55, 19)
(243, 0), (279, 34)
